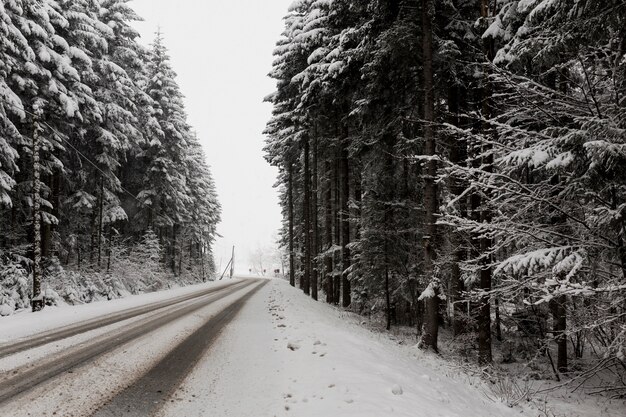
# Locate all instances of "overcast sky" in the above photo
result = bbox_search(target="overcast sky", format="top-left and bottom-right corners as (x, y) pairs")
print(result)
(130, 0), (292, 274)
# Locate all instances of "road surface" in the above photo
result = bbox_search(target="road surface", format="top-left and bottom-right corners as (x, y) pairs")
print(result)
(0, 279), (266, 416)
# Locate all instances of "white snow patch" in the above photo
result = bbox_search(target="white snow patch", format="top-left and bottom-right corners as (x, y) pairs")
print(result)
(0, 304), (13, 317)
(157, 280), (523, 417)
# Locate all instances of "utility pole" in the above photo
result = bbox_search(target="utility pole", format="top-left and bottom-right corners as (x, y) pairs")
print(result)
(200, 239), (206, 282)
(32, 116), (44, 312)
(229, 246), (235, 279)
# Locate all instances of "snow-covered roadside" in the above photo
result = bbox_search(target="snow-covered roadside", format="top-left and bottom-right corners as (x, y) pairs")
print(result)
(0, 279), (239, 343)
(158, 279), (526, 417)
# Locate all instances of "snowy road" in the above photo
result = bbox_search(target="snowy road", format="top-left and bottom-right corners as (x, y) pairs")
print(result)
(0, 279), (266, 416)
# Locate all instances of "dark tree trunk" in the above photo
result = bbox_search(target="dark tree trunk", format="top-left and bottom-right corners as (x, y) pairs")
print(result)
(178, 238), (183, 276)
(97, 177), (104, 268)
(340, 147), (351, 308)
(385, 266), (391, 331)
(551, 295), (568, 373)
(303, 137), (311, 295)
(89, 192), (98, 267)
(288, 164), (296, 287)
(325, 160), (334, 303)
(333, 145), (341, 305)
(420, 0), (439, 352)
(311, 133), (319, 301)
(171, 224), (178, 275)
(107, 225), (113, 273)
(477, 0), (495, 365)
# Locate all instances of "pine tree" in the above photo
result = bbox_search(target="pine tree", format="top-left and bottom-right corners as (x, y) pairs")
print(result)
(0, 1), (221, 312)
(136, 32), (193, 273)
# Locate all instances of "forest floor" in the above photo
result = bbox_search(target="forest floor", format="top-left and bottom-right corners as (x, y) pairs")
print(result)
(0, 278), (623, 416)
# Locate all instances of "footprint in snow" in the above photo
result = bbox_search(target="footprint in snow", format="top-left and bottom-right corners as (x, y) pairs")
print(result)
(287, 341), (300, 351)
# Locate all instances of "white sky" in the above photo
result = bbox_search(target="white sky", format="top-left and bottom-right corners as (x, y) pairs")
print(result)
(130, 0), (292, 274)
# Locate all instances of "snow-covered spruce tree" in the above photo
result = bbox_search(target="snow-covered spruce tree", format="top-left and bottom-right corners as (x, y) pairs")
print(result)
(0, 1), (221, 312)
(52, 0), (133, 269)
(129, 227), (163, 291)
(266, 0), (450, 337)
(344, 1), (425, 330)
(265, 0), (316, 293)
(438, 0), (626, 383)
(266, 0), (625, 387)
(1, 0), (99, 279)
(181, 134), (221, 278)
(495, 0), (625, 385)
(0, 2), (26, 211)
(135, 32), (192, 274)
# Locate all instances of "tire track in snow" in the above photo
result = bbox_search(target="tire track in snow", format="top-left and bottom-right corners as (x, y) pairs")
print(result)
(91, 280), (268, 417)
(0, 280), (254, 404)
(0, 280), (243, 359)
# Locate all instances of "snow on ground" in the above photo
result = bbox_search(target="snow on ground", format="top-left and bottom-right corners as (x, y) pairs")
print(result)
(0, 279), (238, 343)
(159, 279), (524, 417)
(2, 277), (622, 416)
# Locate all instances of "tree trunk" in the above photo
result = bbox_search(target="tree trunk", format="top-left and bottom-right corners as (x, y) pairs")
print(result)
(477, 0), (495, 365)
(89, 194), (98, 267)
(171, 224), (178, 275)
(325, 160), (334, 303)
(551, 294), (568, 373)
(107, 225), (113, 273)
(333, 145), (341, 305)
(385, 266), (391, 331)
(340, 147), (351, 308)
(303, 137), (311, 295)
(288, 164), (296, 287)
(97, 177), (104, 268)
(311, 133), (319, 301)
(420, 0), (439, 352)
(200, 241), (206, 282)
(32, 119), (43, 312)
(178, 238), (183, 276)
